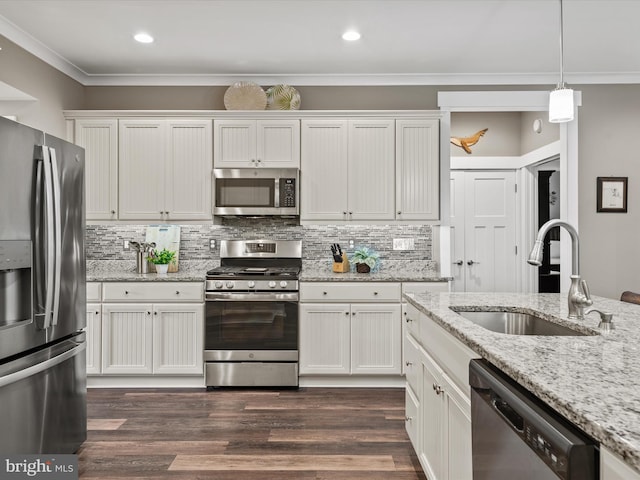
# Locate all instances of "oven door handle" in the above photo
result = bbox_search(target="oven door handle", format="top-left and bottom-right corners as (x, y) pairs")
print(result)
(205, 292), (299, 302)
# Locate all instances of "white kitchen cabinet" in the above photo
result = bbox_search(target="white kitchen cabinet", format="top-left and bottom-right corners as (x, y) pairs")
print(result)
(602, 446), (640, 480)
(299, 282), (402, 376)
(214, 119), (300, 168)
(119, 118), (212, 221)
(404, 299), (478, 480)
(85, 303), (102, 375)
(74, 119), (118, 220)
(95, 282), (204, 377)
(396, 119), (440, 220)
(300, 118), (395, 221)
(101, 303), (154, 374)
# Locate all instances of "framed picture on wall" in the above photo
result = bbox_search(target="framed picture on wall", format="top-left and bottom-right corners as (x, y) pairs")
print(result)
(597, 177), (628, 213)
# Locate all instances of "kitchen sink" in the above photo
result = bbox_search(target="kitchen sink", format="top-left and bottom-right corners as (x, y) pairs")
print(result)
(450, 309), (593, 336)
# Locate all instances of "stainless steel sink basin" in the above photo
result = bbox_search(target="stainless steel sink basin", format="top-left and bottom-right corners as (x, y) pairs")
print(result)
(450, 309), (592, 336)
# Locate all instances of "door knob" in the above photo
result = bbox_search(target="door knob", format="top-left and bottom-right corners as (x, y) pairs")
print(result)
(467, 260), (480, 266)
(453, 260), (463, 266)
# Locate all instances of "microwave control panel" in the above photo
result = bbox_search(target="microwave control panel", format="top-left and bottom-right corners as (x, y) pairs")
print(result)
(280, 178), (296, 207)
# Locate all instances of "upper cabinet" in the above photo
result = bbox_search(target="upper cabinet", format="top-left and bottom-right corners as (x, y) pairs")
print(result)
(74, 119), (119, 220)
(214, 119), (300, 168)
(301, 117), (440, 222)
(119, 119), (212, 221)
(396, 119), (440, 221)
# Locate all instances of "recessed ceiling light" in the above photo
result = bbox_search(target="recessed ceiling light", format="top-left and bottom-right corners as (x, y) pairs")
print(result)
(134, 33), (154, 44)
(342, 30), (361, 41)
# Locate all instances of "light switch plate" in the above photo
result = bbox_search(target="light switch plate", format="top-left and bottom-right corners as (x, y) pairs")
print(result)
(123, 240), (130, 251)
(393, 238), (415, 250)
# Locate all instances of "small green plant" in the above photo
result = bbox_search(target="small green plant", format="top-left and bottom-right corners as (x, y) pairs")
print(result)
(350, 246), (379, 270)
(147, 248), (176, 265)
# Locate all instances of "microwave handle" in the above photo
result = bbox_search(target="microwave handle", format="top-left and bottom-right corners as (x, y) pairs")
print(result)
(274, 178), (280, 208)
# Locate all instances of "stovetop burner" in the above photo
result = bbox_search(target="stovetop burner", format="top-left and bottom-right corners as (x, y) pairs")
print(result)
(206, 265), (301, 278)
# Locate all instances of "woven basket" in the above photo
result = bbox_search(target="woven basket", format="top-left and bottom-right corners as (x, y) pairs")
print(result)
(356, 263), (371, 273)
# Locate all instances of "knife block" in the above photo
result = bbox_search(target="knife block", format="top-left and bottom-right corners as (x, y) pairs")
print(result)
(332, 254), (350, 273)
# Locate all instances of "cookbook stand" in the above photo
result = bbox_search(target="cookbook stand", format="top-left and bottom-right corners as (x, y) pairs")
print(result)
(332, 254), (350, 273)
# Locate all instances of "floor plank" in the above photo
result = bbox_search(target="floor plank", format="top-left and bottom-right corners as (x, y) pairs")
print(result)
(80, 387), (426, 480)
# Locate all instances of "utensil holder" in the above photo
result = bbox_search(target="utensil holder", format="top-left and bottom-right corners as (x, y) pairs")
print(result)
(332, 254), (350, 273)
(136, 251), (149, 274)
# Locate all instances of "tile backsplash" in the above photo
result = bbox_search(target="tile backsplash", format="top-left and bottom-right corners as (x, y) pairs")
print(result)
(86, 218), (432, 262)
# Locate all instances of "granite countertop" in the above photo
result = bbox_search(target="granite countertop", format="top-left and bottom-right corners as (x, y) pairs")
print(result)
(88, 259), (450, 283)
(300, 260), (450, 282)
(87, 260), (217, 282)
(404, 291), (640, 473)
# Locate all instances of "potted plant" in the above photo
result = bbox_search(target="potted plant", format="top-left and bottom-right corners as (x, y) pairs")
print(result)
(350, 246), (379, 273)
(147, 248), (176, 275)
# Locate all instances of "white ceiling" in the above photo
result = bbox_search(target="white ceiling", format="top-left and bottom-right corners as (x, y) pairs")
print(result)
(0, 0), (638, 86)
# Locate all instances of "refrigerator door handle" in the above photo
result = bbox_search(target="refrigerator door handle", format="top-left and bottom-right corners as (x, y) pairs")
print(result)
(34, 145), (56, 330)
(49, 147), (62, 327)
(0, 341), (85, 389)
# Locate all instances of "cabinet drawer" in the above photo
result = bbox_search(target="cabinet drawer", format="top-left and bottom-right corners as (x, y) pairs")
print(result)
(405, 386), (419, 447)
(404, 333), (421, 396)
(102, 282), (204, 302)
(300, 282), (400, 302)
(87, 282), (102, 302)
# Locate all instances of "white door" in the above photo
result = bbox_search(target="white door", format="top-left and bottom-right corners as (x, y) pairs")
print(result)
(451, 170), (517, 292)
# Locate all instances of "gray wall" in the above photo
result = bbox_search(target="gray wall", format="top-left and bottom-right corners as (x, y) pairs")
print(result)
(520, 111), (560, 155)
(450, 112), (522, 156)
(1, 35), (637, 298)
(0, 35), (84, 137)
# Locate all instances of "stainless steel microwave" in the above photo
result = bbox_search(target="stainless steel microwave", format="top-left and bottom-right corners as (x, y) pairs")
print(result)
(213, 168), (299, 216)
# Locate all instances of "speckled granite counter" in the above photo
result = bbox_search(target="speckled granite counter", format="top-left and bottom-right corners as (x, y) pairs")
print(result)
(301, 260), (450, 282)
(87, 260), (217, 282)
(404, 291), (640, 473)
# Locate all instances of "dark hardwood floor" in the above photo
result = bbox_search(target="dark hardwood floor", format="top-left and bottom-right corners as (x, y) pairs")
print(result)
(79, 387), (426, 479)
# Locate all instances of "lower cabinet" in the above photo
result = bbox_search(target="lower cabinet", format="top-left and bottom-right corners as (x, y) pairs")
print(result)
(602, 447), (640, 480)
(299, 302), (401, 375)
(405, 300), (478, 480)
(87, 282), (204, 377)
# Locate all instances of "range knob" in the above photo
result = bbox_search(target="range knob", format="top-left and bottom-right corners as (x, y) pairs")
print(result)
(214, 281), (223, 289)
(225, 281), (235, 289)
(268, 281), (277, 288)
(279, 281), (288, 288)
(247, 281), (256, 288)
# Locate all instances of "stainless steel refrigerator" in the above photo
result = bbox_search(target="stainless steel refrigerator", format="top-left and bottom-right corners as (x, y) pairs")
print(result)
(0, 116), (86, 453)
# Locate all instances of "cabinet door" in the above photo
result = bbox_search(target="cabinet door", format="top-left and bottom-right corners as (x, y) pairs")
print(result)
(166, 119), (213, 220)
(74, 119), (118, 220)
(118, 119), (166, 220)
(444, 374), (472, 480)
(299, 303), (350, 374)
(102, 304), (153, 374)
(351, 303), (401, 374)
(300, 119), (349, 221)
(420, 352), (445, 480)
(257, 119), (300, 168)
(396, 119), (440, 220)
(348, 119), (395, 220)
(86, 303), (102, 375)
(214, 119), (256, 168)
(152, 303), (204, 374)
(602, 447), (640, 480)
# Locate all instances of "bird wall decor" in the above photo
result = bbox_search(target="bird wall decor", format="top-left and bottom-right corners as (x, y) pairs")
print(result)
(450, 128), (488, 154)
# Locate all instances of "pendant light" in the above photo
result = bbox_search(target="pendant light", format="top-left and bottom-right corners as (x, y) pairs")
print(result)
(549, 0), (574, 123)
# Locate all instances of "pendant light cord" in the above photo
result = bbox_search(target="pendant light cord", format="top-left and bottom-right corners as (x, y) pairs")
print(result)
(558, 0), (565, 88)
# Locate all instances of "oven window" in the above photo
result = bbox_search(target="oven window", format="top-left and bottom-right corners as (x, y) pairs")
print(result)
(215, 179), (275, 208)
(206, 301), (298, 350)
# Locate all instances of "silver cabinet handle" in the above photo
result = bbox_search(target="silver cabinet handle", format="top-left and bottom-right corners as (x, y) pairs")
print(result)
(467, 260), (480, 266)
(453, 260), (463, 266)
(405, 361), (412, 367)
(405, 316), (413, 323)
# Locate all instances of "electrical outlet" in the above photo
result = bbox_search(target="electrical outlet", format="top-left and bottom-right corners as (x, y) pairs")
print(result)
(209, 239), (216, 250)
(123, 240), (130, 251)
(393, 238), (415, 250)
(348, 239), (355, 249)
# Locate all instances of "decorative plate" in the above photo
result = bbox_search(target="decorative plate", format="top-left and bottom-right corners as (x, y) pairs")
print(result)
(265, 84), (301, 110)
(224, 82), (267, 110)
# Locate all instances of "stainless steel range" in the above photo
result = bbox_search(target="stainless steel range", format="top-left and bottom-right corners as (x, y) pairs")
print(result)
(204, 239), (301, 387)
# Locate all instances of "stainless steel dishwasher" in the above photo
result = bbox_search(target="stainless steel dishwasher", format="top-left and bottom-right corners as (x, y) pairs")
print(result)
(469, 359), (598, 480)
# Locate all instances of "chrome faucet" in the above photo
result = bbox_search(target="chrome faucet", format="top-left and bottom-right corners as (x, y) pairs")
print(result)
(527, 219), (592, 319)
